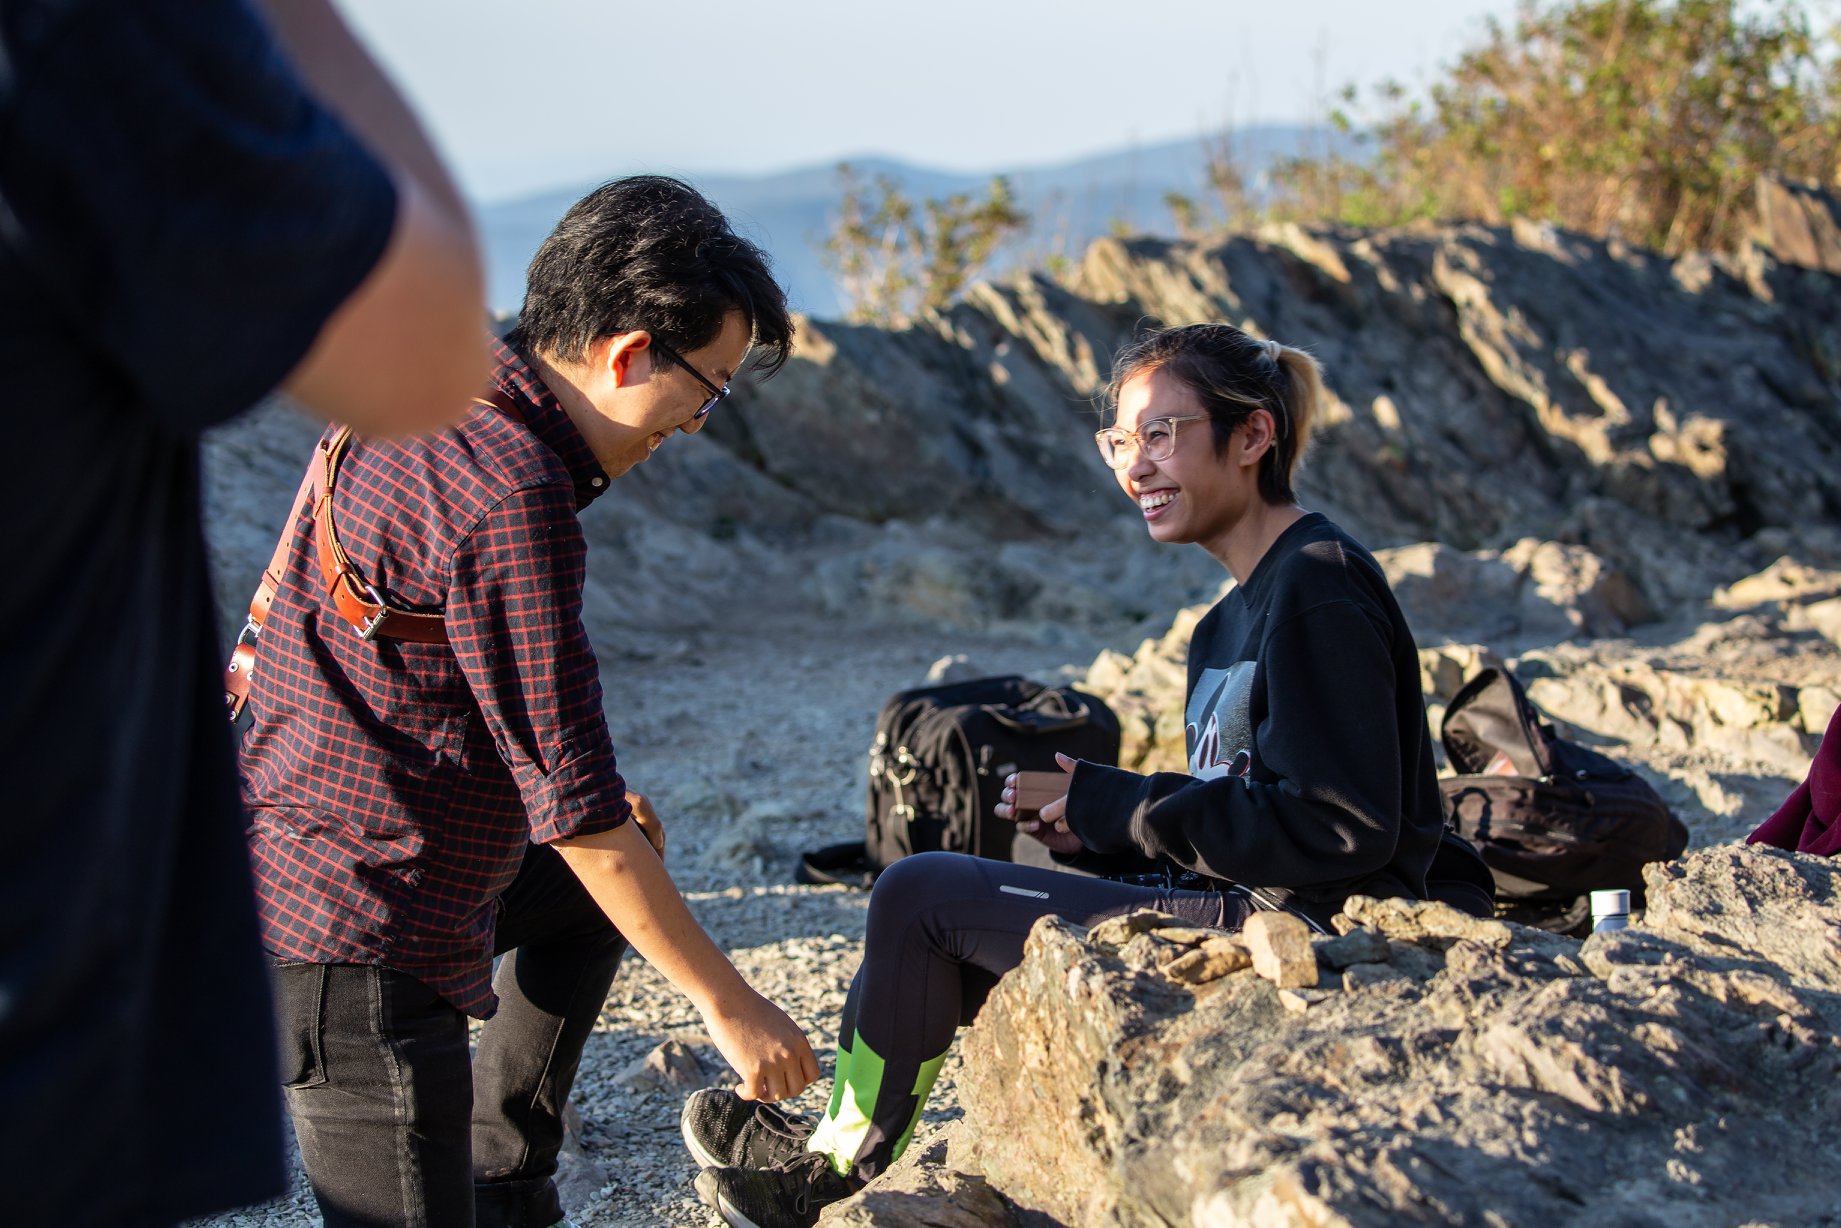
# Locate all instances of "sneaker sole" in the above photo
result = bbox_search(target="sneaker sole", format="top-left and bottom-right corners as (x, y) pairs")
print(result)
(711, 1190), (768, 1228)
(681, 1109), (725, 1170)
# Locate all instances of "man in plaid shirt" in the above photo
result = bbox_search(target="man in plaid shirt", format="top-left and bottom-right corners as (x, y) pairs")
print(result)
(239, 176), (816, 1228)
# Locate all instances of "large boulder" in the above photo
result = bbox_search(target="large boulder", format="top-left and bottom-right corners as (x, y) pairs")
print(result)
(954, 845), (1841, 1227)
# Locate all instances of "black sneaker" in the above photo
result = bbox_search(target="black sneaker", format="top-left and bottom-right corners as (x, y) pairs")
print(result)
(680, 1088), (815, 1170)
(694, 1151), (859, 1228)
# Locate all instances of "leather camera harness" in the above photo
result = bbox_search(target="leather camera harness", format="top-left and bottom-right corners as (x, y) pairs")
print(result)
(221, 389), (523, 720)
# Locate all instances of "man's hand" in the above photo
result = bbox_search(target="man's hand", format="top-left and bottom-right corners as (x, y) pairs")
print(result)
(627, 790), (666, 859)
(552, 820), (819, 1102)
(701, 990), (822, 1103)
(996, 752), (1086, 856)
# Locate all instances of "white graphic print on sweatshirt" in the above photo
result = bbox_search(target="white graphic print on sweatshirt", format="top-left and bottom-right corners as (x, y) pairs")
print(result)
(1186, 662), (1256, 781)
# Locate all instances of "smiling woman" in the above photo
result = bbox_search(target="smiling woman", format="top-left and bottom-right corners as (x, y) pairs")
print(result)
(676, 321), (1491, 1228)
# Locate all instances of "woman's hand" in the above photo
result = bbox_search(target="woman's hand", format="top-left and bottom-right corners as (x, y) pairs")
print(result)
(996, 752), (1086, 855)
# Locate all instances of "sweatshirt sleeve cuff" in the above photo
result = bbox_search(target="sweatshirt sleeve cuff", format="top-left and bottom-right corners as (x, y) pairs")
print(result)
(1065, 760), (1153, 855)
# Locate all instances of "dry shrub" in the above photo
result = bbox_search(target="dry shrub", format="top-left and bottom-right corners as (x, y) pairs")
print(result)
(1262, 0), (1841, 254)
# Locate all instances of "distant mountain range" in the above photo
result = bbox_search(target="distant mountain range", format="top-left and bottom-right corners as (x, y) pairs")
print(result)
(477, 125), (1342, 320)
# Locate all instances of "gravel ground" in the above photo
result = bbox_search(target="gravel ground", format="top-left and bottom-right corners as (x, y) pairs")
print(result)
(191, 604), (1109, 1228)
(182, 543), (1834, 1227)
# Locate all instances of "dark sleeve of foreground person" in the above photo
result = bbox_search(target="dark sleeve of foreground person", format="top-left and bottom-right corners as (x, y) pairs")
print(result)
(2, 0), (407, 432)
(0, 2), (448, 1223)
(253, 0), (489, 433)
(1064, 600), (1408, 891)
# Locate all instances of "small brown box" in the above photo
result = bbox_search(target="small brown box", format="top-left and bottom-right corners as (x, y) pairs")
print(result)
(1009, 770), (1069, 818)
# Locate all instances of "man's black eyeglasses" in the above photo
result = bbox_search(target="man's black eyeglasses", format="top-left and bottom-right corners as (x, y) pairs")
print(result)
(649, 335), (730, 420)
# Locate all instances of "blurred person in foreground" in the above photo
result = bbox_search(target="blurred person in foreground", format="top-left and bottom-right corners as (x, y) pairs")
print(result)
(236, 174), (818, 1228)
(0, 0), (488, 1221)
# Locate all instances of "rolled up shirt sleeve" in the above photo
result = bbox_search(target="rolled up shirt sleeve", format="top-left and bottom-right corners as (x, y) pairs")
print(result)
(446, 482), (630, 843)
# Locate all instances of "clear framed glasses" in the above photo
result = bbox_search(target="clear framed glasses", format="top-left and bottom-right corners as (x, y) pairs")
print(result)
(1094, 414), (1209, 469)
(649, 335), (731, 420)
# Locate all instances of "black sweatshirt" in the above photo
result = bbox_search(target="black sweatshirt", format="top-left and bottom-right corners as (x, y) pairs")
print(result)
(1065, 513), (1443, 924)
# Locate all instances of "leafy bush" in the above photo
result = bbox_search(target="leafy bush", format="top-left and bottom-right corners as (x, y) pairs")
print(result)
(1258, 0), (1841, 254)
(820, 165), (1029, 326)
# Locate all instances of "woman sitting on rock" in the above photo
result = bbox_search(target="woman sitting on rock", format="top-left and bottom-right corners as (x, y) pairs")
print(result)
(683, 322), (1463, 1228)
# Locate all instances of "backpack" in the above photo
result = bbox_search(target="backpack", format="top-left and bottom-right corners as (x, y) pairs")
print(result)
(1439, 666), (1688, 929)
(798, 675), (1121, 887)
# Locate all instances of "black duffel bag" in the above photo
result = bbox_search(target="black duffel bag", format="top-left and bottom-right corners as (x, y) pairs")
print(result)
(1439, 666), (1688, 929)
(799, 674), (1121, 888)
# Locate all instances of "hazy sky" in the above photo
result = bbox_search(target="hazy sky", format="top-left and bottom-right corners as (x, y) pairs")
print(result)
(340, 0), (1525, 204)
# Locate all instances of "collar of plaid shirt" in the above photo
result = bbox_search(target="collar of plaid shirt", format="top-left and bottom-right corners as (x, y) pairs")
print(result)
(240, 335), (633, 1018)
(491, 338), (613, 508)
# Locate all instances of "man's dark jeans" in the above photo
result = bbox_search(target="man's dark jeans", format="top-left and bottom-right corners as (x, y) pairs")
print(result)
(271, 842), (625, 1228)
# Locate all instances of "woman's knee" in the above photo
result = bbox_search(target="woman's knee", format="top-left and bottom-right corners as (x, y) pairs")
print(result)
(874, 851), (982, 894)
(868, 852), (982, 925)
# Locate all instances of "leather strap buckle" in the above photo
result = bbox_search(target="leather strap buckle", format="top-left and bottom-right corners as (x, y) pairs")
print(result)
(354, 585), (389, 641)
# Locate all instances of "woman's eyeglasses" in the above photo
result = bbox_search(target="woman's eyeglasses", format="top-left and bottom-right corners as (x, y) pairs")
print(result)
(649, 336), (731, 420)
(1094, 414), (1209, 469)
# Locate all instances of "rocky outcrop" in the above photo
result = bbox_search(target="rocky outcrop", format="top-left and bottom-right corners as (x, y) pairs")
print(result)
(949, 844), (1841, 1227)
(1756, 174), (1841, 276)
(626, 218), (1841, 622)
(206, 218), (1841, 641)
(1066, 224), (1841, 613)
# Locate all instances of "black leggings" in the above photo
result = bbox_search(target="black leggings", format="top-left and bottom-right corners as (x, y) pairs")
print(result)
(805, 852), (1253, 1179)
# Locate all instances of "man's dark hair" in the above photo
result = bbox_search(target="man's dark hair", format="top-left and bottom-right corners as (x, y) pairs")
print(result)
(509, 175), (794, 375)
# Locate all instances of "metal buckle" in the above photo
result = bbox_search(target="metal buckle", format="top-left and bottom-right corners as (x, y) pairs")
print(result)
(236, 613), (261, 647)
(355, 583), (389, 641)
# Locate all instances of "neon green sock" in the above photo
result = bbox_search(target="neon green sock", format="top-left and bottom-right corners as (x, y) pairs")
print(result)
(805, 1031), (948, 1177)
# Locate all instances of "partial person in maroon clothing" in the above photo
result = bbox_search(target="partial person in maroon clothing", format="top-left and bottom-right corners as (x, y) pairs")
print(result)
(237, 175), (817, 1228)
(1748, 701), (1841, 858)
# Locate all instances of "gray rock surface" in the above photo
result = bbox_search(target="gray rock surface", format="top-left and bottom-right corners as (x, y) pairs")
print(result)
(819, 1134), (1020, 1227)
(208, 218), (1841, 645)
(956, 846), (1841, 1228)
(1756, 173), (1841, 275)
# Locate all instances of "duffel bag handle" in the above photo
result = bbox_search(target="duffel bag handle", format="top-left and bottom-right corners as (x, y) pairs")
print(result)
(983, 687), (1091, 735)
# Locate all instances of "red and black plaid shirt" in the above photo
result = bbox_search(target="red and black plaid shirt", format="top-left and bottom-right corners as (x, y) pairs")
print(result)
(240, 340), (629, 1017)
